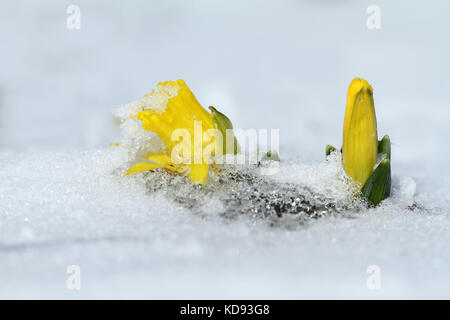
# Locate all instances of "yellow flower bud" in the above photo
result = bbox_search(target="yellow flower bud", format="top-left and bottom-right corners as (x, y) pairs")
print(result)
(342, 78), (378, 187)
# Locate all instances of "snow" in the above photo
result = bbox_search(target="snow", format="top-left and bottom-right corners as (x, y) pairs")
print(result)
(1, 148), (449, 299)
(1, 0), (450, 299)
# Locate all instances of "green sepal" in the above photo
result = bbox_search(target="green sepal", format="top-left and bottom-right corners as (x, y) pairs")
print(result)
(361, 158), (391, 206)
(326, 144), (336, 157)
(209, 106), (239, 155)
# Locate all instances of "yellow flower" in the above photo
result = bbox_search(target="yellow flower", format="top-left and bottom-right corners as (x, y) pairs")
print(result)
(342, 78), (378, 187)
(126, 80), (216, 185)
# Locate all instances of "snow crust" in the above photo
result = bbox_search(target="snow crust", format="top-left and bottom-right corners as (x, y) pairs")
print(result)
(1, 148), (449, 299)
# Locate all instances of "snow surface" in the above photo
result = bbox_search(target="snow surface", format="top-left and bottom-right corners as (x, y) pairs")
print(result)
(1, 148), (449, 299)
(1, 0), (450, 298)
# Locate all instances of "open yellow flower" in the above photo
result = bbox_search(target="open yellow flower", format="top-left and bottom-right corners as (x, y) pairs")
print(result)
(126, 80), (217, 185)
(342, 78), (378, 187)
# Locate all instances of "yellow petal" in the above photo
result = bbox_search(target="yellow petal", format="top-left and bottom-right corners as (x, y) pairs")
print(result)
(187, 163), (209, 185)
(135, 80), (215, 184)
(342, 79), (378, 187)
(343, 78), (373, 146)
(145, 151), (189, 175)
(126, 162), (162, 175)
(144, 152), (173, 165)
(126, 160), (187, 176)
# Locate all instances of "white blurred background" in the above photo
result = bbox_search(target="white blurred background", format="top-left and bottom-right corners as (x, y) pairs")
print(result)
(1, 0), (450, 299)
(1, 0), (449, 174)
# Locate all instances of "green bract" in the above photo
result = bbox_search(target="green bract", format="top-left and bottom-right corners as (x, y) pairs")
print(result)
(326, 136), (392, 206)
(325, 145), (337, 157)
(361, 135), (391, 206)
(209, 106), (239, 155)
(261, 150), (280, 162)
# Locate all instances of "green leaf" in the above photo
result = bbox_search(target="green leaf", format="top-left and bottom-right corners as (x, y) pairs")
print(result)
(361, 159), (391, 206)
(209, 106), (239, 155)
